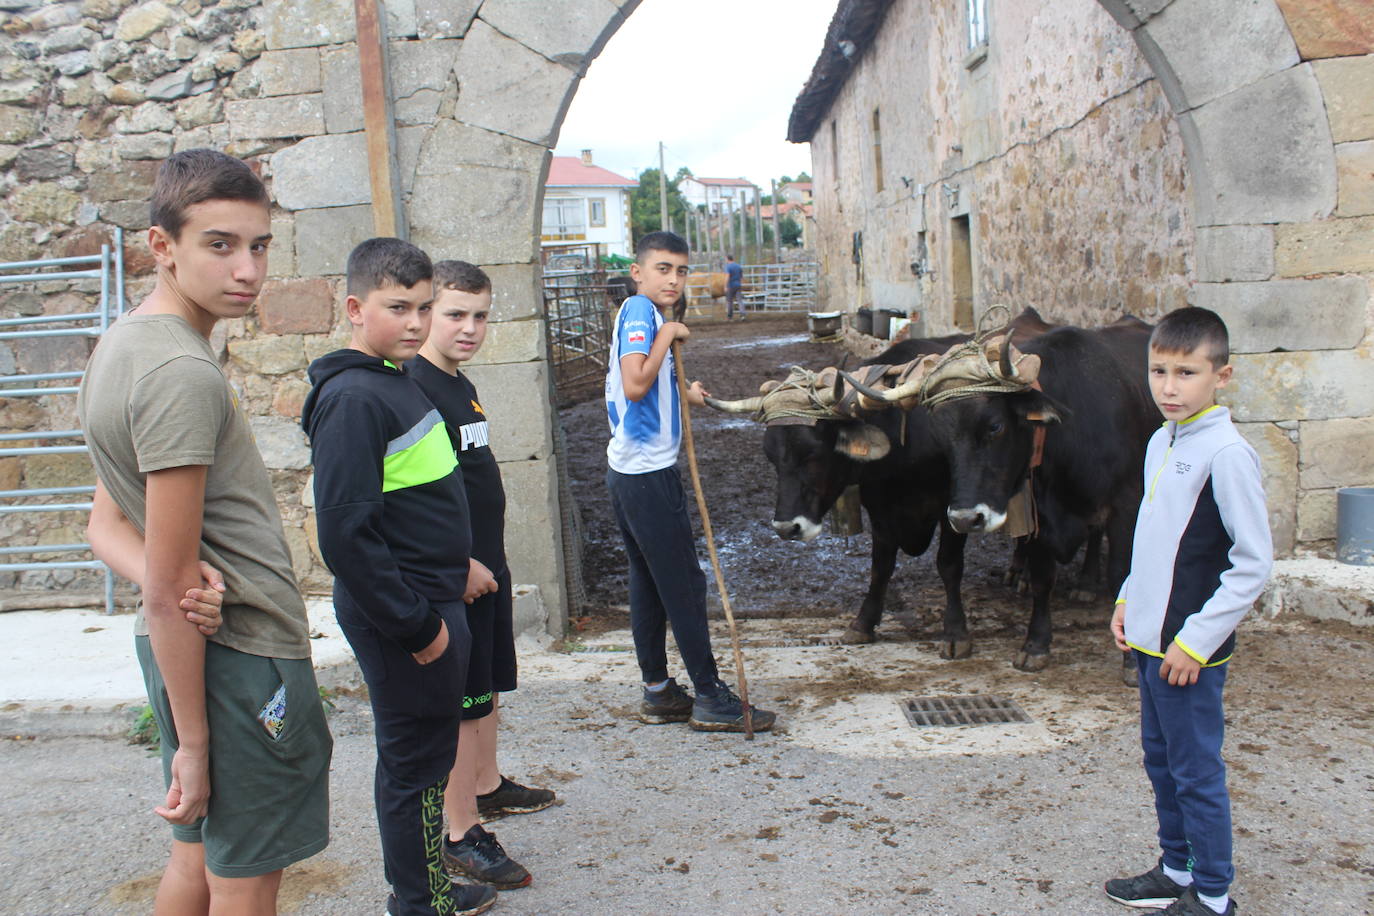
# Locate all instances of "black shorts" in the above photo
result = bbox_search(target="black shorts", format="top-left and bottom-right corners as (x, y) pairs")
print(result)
(462, 567), (517, 720)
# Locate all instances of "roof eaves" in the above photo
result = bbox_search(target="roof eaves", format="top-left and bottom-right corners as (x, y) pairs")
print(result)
(786, 0), (897, 143)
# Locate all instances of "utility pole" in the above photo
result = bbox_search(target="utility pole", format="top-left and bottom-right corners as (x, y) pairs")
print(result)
(752, 184), (763, 263)
(658, 141), (669, 233)
(724, 197), (735, 259)
(770, 179), (783, 263)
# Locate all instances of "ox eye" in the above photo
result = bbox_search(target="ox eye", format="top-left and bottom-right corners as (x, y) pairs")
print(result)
(987, 420), (1003, 436)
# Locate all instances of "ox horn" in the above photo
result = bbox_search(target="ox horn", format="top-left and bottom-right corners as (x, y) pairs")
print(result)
(998, 334), (1016, 380)
(702, 395), (764, 414)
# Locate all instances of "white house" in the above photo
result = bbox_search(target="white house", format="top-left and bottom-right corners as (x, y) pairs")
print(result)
(541, 151), (636, 258)
(679, 175), (758, 213)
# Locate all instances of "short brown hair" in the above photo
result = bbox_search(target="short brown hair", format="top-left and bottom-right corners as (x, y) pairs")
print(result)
(1150, 307), (1230, 368)
(433, 260), (490, 294)
(149, 149), (269, 240)
(346, 237), (433, 298)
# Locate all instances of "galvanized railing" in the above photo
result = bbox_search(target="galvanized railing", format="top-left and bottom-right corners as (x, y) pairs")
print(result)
(738, 260), (819, 313)
(543, 276), (619, 395)
(0, 230), (124, 613)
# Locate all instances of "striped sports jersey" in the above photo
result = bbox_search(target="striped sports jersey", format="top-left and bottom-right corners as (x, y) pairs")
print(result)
(605, 294), (681, 474)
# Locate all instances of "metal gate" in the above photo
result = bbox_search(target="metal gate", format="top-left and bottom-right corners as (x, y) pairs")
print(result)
(739, 259), (819, 313)
(0, 231), (124, 613)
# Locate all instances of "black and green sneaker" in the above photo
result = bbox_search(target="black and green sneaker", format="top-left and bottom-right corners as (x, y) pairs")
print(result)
(688, 681), (776, 733)
(477, 775), (556, 821)
(638, 676), (694, 724)
(386, 883), (497, 916)
(1104, 862), (1188, 909)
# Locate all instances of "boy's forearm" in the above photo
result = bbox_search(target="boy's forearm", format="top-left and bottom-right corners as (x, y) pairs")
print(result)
(87, 481), (147, 585)
(144, 466), (211, 750)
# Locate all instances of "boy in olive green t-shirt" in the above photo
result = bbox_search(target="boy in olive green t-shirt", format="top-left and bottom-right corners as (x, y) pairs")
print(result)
(79, 149), (331, 912)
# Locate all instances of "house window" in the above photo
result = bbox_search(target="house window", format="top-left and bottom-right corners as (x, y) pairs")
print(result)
(589, 197), (606, 228)
(541, 197), (585, 242)
(872, 108), (884, 193)
(967, 0), (988, 50)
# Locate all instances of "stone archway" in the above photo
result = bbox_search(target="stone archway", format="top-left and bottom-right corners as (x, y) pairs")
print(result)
(1096, 0), (1374, 554)
(241, 0), (644, 635)
(0, 0), (644, 631)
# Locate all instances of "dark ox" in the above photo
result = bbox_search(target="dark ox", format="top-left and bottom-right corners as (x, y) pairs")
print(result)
(927, 317), (1155, 674)
(752, 307), (1060, 654)
(762, 334), (972, 652)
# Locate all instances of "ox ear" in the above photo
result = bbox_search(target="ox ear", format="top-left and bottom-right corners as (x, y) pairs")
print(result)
(835, 423), (891, 462)
(1012, 389), (1067, 425)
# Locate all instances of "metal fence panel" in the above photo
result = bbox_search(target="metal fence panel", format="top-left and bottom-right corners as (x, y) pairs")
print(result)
(0, 230), (123, 612)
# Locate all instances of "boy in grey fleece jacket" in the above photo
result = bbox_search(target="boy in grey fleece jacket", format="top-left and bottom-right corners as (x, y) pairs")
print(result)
(1105, 307), (1272, 916)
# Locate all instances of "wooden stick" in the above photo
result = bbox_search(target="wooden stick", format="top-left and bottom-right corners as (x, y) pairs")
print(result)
(672, 340), (753, 739)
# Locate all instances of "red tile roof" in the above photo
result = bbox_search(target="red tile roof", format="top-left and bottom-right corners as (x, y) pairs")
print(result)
(546, 157), (637, 187)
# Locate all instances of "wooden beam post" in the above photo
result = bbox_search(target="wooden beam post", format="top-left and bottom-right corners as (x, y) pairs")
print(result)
(355, 0), (407, 239)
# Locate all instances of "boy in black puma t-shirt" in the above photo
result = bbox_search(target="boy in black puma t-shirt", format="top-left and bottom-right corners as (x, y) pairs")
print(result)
(407, 260), (555, 892)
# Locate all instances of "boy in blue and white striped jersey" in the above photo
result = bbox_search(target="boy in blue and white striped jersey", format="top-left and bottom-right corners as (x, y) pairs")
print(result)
(604, 231), (775, 733)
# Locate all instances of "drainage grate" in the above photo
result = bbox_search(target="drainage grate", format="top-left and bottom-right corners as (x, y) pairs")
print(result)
(743, 635), (849, 648)
(900, 695), (1032, 727)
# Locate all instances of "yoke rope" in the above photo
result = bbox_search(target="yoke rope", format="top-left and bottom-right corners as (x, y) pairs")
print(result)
(756, 365), (845, 424)
(917, 304), (1033, 408)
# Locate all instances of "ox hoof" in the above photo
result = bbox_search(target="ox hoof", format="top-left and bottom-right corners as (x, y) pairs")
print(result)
(1016, 579), (1030, 596)
(1001, 570), (1020, 588)
(1069, 588), (1096, 603)
(841, 627), (876, 645)
(1013, 650), (1051, 672)
(939, 639), (973, 660)
(1120, 665), (1139, 688)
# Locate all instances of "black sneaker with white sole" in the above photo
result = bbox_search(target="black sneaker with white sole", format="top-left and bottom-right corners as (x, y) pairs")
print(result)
(385, 883), (497, 916)
(1161, 887), (1235, 916)
(1104, 862), (1188, 909)
(688, 681), (776, 732)
(638, 676), (694, 723)
(477, 774), (556, 821)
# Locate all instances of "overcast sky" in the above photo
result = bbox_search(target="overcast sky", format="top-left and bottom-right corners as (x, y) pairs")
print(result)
(553, 0), (837, 188)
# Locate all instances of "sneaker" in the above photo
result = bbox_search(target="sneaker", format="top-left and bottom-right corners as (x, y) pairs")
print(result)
(1161, 887), (1235, 916)
(638, 676), (694, 724)
(443, 824), (532, 889)
(688, 681), (776, 732)
(1104, 862), (1188, 909)
(477, 775), (556, 821)
(386, 884), (497, 916)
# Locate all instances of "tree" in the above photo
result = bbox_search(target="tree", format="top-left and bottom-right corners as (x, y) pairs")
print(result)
(629, 167), (691, 245)
(779, 215), (803, 248)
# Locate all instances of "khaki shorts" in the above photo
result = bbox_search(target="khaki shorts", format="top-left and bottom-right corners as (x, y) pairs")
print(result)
(136, 636), (332, 878)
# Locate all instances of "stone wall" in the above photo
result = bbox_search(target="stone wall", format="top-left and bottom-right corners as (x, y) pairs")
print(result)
(0, 0), (636, 630)
(804, 0), (1374, 556)
(807, 0), (1193, 333)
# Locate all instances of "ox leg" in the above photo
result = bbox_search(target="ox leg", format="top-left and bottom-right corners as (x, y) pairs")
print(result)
(1070, 527), (1104, 603)
(842, 533), (897, 645)
(935, 523), (971, 659)
(1105, 507), (1139, 687)
(1014, 541), (1056, 672)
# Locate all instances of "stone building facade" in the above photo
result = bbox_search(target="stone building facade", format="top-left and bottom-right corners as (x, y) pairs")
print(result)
(789, 0), (1374, 557)
(0, 0), (640, 632)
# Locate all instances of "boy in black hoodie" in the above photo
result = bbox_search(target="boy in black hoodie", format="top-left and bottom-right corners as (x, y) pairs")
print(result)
(301, 238), (496, 916)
